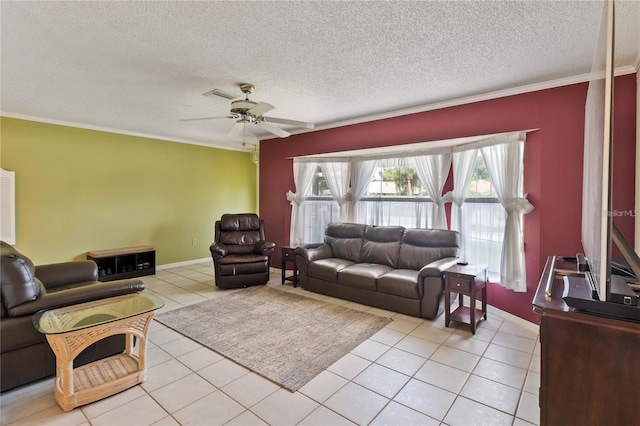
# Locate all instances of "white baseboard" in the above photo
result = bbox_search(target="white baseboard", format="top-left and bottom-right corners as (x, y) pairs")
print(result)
(481, 300), (539, 334)
(157, 257), (211, 270)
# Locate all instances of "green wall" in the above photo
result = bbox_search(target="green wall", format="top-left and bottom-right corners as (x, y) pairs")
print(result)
(0, 117), (257, 265)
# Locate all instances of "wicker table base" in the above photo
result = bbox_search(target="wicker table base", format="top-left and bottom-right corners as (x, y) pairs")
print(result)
(44, 308), (156, 411)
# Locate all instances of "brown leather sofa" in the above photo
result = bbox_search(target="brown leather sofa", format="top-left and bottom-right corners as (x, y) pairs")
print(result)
(295, 223), (460, 320)
(0, 241), (146, 392)
(209, 213), (276, 289)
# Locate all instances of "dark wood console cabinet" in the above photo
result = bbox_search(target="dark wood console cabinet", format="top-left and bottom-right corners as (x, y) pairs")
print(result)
(533, 256), (640, 426)
(88, 245), (156, 282)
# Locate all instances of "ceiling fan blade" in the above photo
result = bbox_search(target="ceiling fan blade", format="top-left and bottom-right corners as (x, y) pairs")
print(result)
(262, 117), (315, 129)
(227, 122), (244, 137)
(248, 102), (274, 116)
(179, 116), (233, 122)
(258, 122), (290, 138)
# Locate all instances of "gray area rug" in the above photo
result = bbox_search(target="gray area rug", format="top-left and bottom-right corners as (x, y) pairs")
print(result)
(155, 286), (392, 391)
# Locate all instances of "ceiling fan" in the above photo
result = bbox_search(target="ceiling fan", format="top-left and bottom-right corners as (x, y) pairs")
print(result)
(180, 83), (314, 138)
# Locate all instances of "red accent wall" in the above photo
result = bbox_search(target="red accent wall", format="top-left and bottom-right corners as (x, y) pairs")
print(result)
(260, 74), (637, 324)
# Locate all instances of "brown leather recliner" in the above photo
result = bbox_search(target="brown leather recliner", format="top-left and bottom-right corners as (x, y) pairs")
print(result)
(0, 241), (146, 392)
(209, 214), (275, 289)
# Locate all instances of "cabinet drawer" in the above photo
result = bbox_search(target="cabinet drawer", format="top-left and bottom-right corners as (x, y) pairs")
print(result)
(448, 276), (471, 292)
(283, 249), (295, 260)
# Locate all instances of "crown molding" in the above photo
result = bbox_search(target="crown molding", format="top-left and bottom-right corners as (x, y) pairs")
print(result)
(270, 65), (639, 141)
(0, 112), (247, 152)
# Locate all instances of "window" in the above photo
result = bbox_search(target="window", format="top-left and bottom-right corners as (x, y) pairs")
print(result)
(288, 131), (530, 290)
(300, 167), (339, 244)
(298, 162), (436, 244)
(356, 162), (433, 228)
(296, 153), (512, 276)
(463, 153), (506, 275)
(367, 166), (427, 196)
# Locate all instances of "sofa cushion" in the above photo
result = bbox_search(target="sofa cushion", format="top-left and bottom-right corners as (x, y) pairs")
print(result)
(398, 229), (459, 270)
(338, 263), (393, 291)
(397, 245), (442, 271)
(325, 223), (366, 263)
(378, 269), (421, 299)
(217, 262), (268, 276)
(218, 254), (268, 264)
(0, 315), (46, 353)
(361, 226), (404, 268)
(219, 232), (262, 248)
(217, 254), (269, 276)
(0, 242), (42, 309)
(218, 214), (263, 250)
(308, 258), (354, 283)
(219, 213), (260, 231)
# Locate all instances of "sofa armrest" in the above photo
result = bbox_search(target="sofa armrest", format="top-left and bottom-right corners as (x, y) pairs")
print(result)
(302, 243), (324, 250)
(6, 279), (146, 317)
(294, 244), (331, 288)
(254, 241), (276, 257)
(418, 257), (460, 278)
(295, 244), (332, 263)
(419, 257), (459, 320)
(209, 243), (228, 260)
(35, 261), (98, 289)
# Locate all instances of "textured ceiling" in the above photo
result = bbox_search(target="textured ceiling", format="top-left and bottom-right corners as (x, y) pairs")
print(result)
(1, 1), (639, 152)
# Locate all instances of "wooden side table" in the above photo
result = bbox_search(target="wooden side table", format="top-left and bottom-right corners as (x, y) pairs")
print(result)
(281, 246), (298, 287)
(87, 245), (156, 282)
(444, 264), (488, 334)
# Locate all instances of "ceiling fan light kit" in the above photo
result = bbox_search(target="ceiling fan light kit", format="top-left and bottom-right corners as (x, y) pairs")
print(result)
(251, 144), (259, 165)
(230, 99), (258, 115)
(242, 142), (259, 165)
(182, 83), (314, 140)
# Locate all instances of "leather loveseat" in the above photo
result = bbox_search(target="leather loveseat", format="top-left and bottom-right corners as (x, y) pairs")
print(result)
(0, 241), (146, 392)
(295, 223), (460, 320)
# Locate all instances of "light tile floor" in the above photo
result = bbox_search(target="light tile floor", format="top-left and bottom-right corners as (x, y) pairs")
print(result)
(0, 261), (541, 426)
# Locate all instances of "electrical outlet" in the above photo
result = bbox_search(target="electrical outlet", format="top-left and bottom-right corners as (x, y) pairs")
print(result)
(192, 238), (197, 246)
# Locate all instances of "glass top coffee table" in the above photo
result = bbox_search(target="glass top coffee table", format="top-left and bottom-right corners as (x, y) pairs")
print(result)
(33, 293), (164, 412)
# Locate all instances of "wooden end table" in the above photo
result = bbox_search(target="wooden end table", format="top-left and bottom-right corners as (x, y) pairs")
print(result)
(281, 246), (298, 287)
(32, 293), (164, 411)
(444, 264), (488, 334)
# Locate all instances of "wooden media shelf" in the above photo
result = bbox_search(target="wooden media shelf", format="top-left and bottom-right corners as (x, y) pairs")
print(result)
(87, 245), (155, 282)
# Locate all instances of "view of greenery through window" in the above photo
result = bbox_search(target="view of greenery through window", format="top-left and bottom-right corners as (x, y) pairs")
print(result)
(369, 167), (425, 196)
(308, 153), (504, 200)
(469, 154), (495, 196)
(312, 166), (428, 197)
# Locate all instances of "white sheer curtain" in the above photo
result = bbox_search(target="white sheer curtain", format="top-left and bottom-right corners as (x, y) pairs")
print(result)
(355, 157), (432, 228)
(347, 159), (379, 222)
(359, 200), (430, 228)
(412, 153), (452, 230)
(320, 162), (351, 222)
(286, 160), (318, 246)
(444, 148), (478, 260)
(480, 139), (533, 291)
